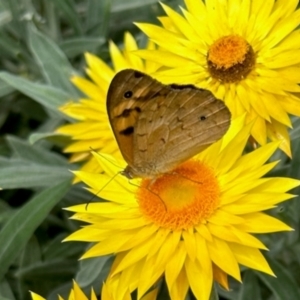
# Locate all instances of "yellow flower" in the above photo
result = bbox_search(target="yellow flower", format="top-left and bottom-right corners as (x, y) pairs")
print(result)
(30, 280), (158, 300)
(56, 32), (159, 181)
(65, 116), (299, 300)
(102, 282), (158, 300)
(135, 0), (300, 156)
(30, 281), (97, 300)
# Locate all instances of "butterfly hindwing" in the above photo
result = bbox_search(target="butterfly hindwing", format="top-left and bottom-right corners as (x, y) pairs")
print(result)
(134, 82), (231, 173)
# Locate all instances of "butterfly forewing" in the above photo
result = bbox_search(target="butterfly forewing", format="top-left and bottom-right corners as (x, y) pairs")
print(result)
(107, 69), (231, 178)
(106, 69), (164, 166)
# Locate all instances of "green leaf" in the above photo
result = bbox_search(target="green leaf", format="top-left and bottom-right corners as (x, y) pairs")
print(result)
(59, 37), (105, 58)
(290, 117), (300, 140)
(28, 25), (79, 97)
(6, 0), (26, 38)
(29, 132), (73, 149)
(0, 32), (21, 59)
(28, 132), (64, 145)
(0, 11), (11, 28)
(0, 279), (15, 300)
(64, 183), (93, 205)
(43, 233), (85, 260)
(0, 78), (14, 98)
(0, 201), (13, 225)
(15, 259), (77, 280)
(0, 0), (9, 11)
(237, 270), (262, 300)
(217, 285), (238, 300)
(0, 294), (12, 300)
(29, 117), (72, 148)
(0, 72), (71, 112)
(48, 282), (73, 300)
(256, 259), (300, 300)
(289, 138), (300, 179)
(112, 0), (161, 12)
(20, 236), (42, 269)
(0, 159), (73, 189)
(6, 135), (68, 166)
(0, 137), (74, 188)
(0, 180), (71, 280)
(75, 255), (111, 287)
(86, 0), (111, 36)
(108, 0), (166, 38)
(50, 0), (82, 35)
(0, 157), (23, 167)
(209, 284), (219, 300)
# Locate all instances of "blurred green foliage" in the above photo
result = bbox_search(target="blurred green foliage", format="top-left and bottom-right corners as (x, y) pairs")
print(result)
(0, 0), (300, 300)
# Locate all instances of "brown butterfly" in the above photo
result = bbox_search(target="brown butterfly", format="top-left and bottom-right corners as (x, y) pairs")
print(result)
(107, 69), (231, 179)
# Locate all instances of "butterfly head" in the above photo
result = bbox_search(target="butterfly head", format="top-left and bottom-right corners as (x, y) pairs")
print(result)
(120, 166), (136, 179)
(121, 165), (150, 179)
(121, 164), (161, 179)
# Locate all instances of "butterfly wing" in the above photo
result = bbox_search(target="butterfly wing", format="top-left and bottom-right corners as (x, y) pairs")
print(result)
(107, 69), (231, 178)
(133, 83), (231, 174)
(106, 69), (165, 166)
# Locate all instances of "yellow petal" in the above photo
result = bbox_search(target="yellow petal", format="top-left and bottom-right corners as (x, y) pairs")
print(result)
(165, 242), (186, 289)
(145, 229), (170, 259)
(71, 77), (102, 101)
(137, 256), (164, 299)
(118, 224), (159, 251)
(185, 256), (213, 300)
(229, 243), (275, 276)
(208, 223), (267, 249)
(213, 264), (229, 290)
(112, 237), (156, 274)
(209, 209), (244, 226)
(266, 119), (291, 157)
(207, 237), (241, 282)
(109, 40), (129, 71)
(169, 267), (189, 300)
(73, 281), (89, 300)
(29, 292), (45, 300)
(85, 52), (114, 82)
(237, 212), (293, 233)
(195, 224), (213, 242)
(278, 94), (300, 116)
(123, 32), (143, 70)
(142, 288), (159, 300)
(161, 2), (199, 42)
(182, 229), (197, 261)
(250, 177), (300, 193)
(223, 193), (295, 214)
(136, 49), (193, 67)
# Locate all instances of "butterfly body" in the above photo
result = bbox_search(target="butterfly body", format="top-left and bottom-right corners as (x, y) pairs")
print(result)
(107, 69), (231, 179)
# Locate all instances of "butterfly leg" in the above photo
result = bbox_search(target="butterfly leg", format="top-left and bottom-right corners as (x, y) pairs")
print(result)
(145, 178), (167, 211)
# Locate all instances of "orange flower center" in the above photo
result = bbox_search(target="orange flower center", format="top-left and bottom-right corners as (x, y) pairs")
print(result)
(207, 35), (255, 83)
(137, 160), (220, 230)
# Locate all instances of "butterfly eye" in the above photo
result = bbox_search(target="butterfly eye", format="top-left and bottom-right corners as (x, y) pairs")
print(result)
(124, 91), (133, 98)
(200, 116), (206, 121)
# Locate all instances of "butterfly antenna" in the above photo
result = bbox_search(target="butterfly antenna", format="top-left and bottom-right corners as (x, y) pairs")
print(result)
(89, 147), (123, 169)
(85, 171), (122, 210)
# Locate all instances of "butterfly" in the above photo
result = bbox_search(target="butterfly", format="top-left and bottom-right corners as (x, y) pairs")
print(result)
(107, 69), (231, 179)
